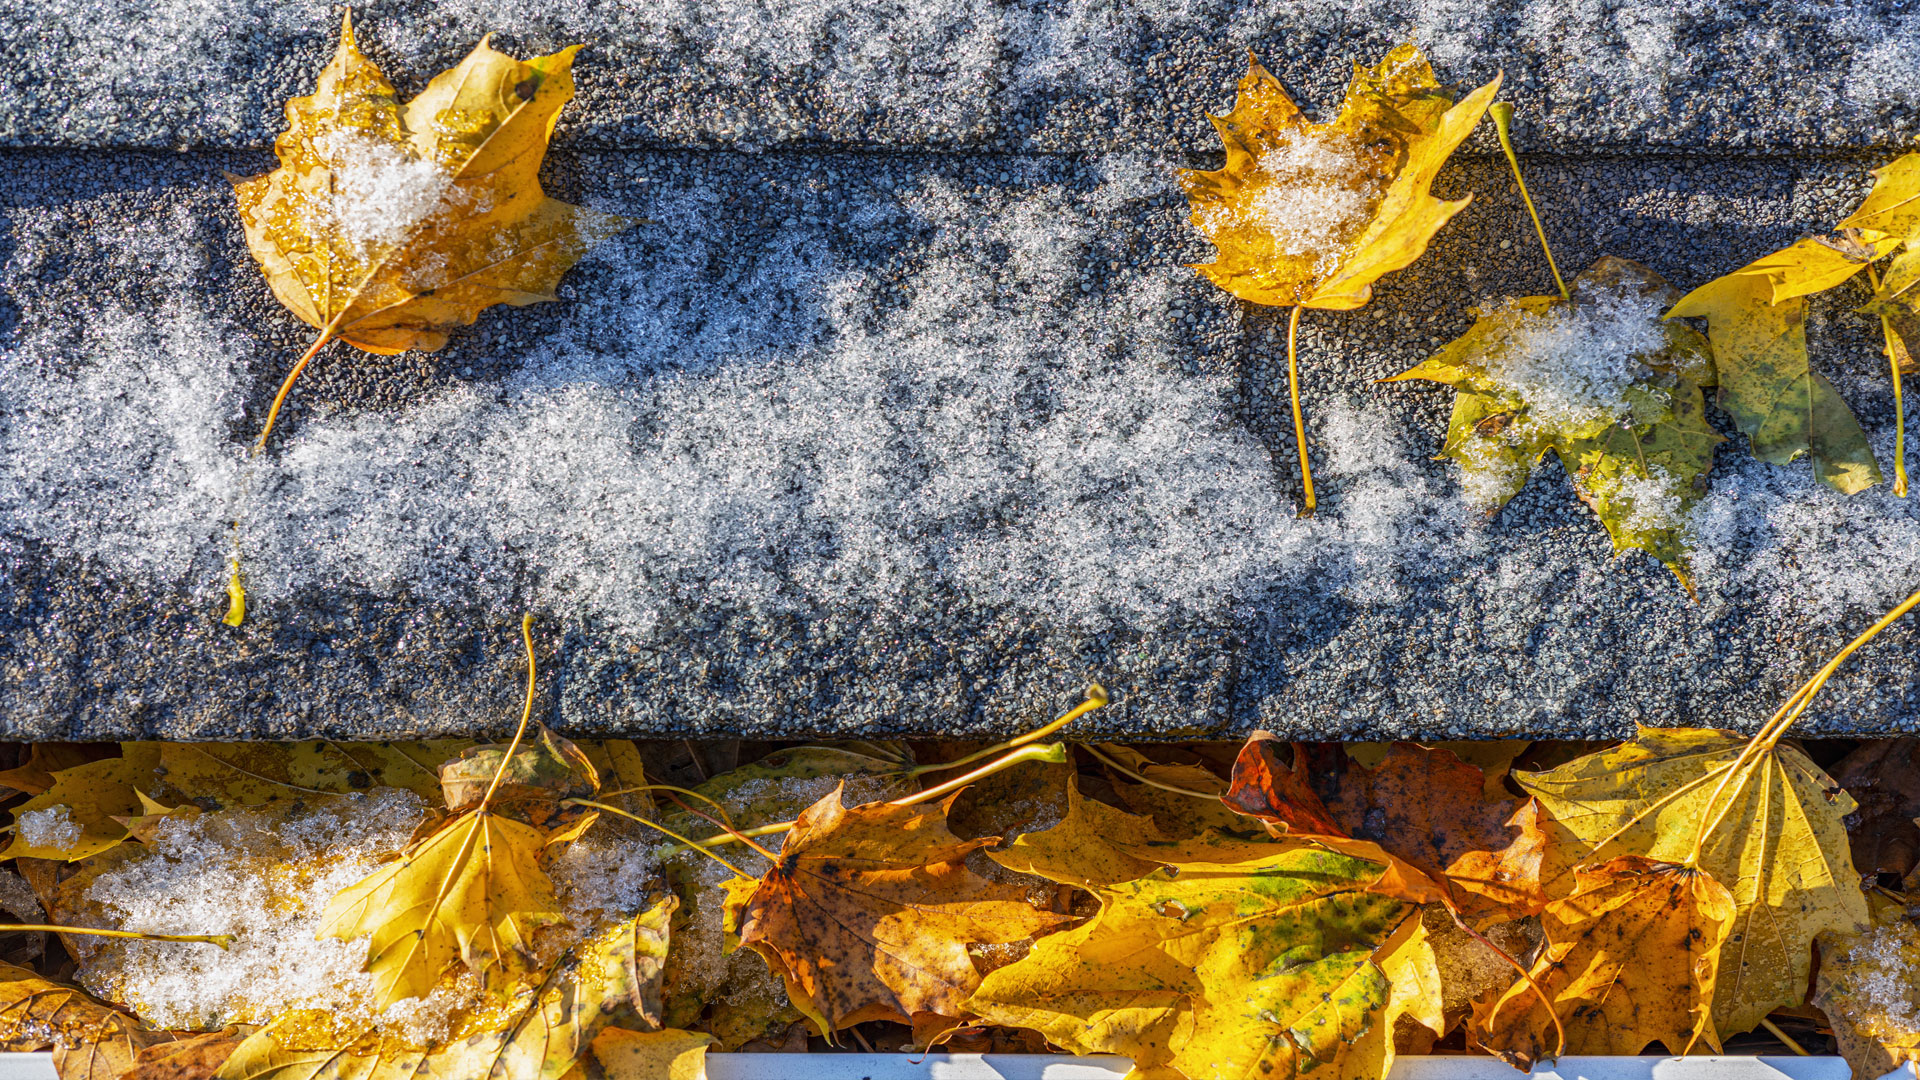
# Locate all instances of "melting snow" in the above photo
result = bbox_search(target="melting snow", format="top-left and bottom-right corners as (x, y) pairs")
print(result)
(74, 790), (458, 1032)
(1487, 283), (1667, 434)
(316, 134), (450, 251)
(16, 807), (81, 853)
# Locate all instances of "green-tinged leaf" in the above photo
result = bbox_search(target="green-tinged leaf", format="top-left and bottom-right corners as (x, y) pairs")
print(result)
(1668, 241), (1885, 493)
(970, 836), (1418, 1080)
(1390, 258), (1719, 584)
(1558, 378), (1722, 591)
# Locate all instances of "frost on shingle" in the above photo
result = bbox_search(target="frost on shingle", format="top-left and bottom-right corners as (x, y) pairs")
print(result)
(75, 791), (443, 1031)
(7, 0), (1920, 147)
(10, 159), (1920, 650)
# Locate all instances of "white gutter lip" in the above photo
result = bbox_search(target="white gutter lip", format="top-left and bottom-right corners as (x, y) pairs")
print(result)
(0, 1054), (1861, 1080)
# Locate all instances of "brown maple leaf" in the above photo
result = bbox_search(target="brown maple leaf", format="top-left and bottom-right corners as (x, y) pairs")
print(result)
(726, 784), (1068, 1033)
(1321, 743), (1522, 889)
(1470, 855), (1733, 1068)
(1831, 739), (1920, 883)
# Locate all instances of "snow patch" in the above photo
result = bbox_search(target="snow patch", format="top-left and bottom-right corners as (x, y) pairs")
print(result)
(1487, 284), (1666, 435)
(16, 807), (81, 853)
(76, 790), (450, 1032)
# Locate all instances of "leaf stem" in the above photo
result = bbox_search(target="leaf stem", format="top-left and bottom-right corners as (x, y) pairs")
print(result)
(1080, 743), (1224, 801)
(0, 924), (234, 949)
(1490, 102), (1568, 301)
(1760, 1017), (1810, 1056)
(563, 799), (754, 877)
(1286, 305), (1317, 516)
(663, 740), (1074, 857)
(1867, 262), (1909, 497)
(255, 317), (344, 451)
(908, 684), (1108, 778)
(890, 743), (1067, 809)
(1683, 581), (1920, 864)
(1448, 906), (1565, 1061)
(479, 614), (540, 814)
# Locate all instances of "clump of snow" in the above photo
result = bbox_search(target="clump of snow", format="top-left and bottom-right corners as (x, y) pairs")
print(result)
(1487, 284), (1666, 434)
(551, 824), (660, 930)
(1613, 464), (1688, 535)
(1829, 913), (1920, 1041)
(315, 134), (449, 251)
(1209, 130), (1382, 275)
(16, 807), (81, 854)
(75, 789), (467, 1033)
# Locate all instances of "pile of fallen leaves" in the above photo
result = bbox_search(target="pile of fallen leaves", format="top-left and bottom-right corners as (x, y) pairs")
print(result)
(0, 614), (1915, 1080)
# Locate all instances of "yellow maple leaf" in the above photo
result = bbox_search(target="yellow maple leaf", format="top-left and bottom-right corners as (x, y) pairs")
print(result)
(988, 775), (1172, 889)
(968, 834), (1430, 1080)
(0, 746), (163, 862)
(1812, 894), (1920, 1080)
(317, 807), (563, 1007)
(315, 615), (579, 1008)
(1385, 257), (1723, 591)
(1514, 725), (1867, 1037)
(1179, 45), (1496, 513)
(1470, 855), (1733, 1067)
(1182, 46), (1499, 311)
(232, 13), (629, 445)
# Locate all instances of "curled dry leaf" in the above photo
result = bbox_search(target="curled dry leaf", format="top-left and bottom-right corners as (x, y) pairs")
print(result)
(1181, 45), (1499, 311)
(1813, 896), (1920, 1080)
(1516, 726), (1868, 1036)
(725, 785), (1067, 1034)
(439, 728), (600, 827)
(118, 1029), (248, 1080)
(656, 743), (917, 1045)
(1386, 258), (1722, 589)
(232, 14), (629, 360)
(317, 806), (566, 1008)
(1470, 855), (1732, 1068)
(1221, 733), (1346, 836)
